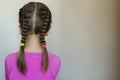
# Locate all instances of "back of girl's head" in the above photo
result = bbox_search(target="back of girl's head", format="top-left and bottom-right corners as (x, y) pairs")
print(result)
(17, 2), (52, 75)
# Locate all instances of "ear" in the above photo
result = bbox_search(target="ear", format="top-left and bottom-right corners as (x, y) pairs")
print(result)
(45, 27), (51, 36)
(19, 25), (22, 35)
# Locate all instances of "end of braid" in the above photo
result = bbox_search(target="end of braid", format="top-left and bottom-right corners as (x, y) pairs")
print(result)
(41, 47), (49, 72)
(17, 46), (27, 75)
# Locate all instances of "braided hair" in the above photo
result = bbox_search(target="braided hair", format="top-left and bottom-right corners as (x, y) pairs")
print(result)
(17, 2), (52, 75)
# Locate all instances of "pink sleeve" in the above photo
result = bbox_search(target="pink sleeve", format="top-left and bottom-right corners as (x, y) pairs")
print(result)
(5, 58), (9, 80)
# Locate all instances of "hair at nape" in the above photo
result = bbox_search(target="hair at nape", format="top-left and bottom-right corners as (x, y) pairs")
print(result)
(17, 2), (52, 75)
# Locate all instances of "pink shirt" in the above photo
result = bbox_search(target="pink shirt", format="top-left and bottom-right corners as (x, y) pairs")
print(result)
(5, 51), (61, 80)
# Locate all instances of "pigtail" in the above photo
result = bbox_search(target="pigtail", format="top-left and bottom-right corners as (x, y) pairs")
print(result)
(37, 3), (51, 71)
(17, 23), (28, 75)
(35, 3), (51, 71)
(39, 32), (49, 71)
(17, 7), (30, 75)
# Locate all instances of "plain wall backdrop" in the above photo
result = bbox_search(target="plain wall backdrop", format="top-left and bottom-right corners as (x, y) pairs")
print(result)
(0, 0), (119, 80)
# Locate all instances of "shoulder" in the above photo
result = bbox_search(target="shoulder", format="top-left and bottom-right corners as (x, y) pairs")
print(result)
(48, 52), (61, 69)
(48, 52), (61, 77)
(5, 51), (18, 63)
(48, 52), (61, 63)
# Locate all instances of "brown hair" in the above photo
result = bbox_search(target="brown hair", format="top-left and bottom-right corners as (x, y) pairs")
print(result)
(17, 2), (52, 75)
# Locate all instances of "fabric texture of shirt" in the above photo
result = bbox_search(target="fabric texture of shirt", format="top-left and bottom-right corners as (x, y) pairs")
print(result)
(5, 51), (61, 80)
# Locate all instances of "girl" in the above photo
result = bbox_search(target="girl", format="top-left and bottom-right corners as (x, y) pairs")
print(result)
(5, 2), (61, 80)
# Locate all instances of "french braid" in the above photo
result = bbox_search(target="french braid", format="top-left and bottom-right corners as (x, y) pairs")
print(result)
(17, 2), (36, 75)
(36, 3), (51, 71)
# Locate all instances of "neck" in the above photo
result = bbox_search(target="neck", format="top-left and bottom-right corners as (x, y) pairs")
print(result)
(24, 34), (43, 53)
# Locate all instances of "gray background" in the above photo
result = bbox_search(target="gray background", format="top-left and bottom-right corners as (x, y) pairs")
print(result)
(0, 0), (119, 80)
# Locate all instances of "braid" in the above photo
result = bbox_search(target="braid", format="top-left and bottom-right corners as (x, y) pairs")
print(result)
(35, 3), (51, 71)
(17, 3), (34, 75)
(17, 18), (29, 75)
